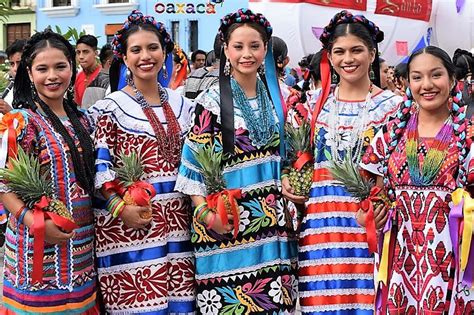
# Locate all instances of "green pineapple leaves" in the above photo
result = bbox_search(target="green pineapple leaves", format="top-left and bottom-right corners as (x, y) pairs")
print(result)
(193, 144), (226, 194)
(112, 152), (144, 188)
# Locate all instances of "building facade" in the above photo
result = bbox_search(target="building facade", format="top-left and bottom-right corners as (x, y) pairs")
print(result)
(36, 0), (248, 53)
(0, 0), (36, 51)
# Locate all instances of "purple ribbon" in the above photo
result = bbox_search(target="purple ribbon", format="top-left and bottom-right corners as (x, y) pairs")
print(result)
(463, 243), (474, 287)
(449, 198), (463, 269)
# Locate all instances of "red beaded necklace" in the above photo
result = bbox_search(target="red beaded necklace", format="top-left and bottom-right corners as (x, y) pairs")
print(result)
(132, 83), (182, 166)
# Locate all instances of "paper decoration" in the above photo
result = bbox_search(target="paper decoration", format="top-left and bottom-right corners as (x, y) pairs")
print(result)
(312, 27), (324, 40)
(457, 0), (466, 13)
(396, 41), (408, 56)
(375, 0), (432, 22)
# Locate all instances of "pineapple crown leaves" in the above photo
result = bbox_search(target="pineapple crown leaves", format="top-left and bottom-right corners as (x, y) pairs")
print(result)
(0, 146), (53, 208)
(192, 144), (227, 194)
(285, 120), (312, 161)
(112, 152), (145, 187)
(327, 151), (374, 200)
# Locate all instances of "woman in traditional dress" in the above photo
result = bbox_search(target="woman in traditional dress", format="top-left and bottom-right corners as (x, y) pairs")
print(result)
(87, 10), (195, 314)
(0, 30), (98, 314)
(282, 10), (402, 314)
(361, 46), (474, 314)
(175, 8), (298, 314)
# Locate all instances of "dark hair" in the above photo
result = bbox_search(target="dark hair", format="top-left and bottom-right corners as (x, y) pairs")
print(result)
(191, 49), (206, 62)
(6, 39), (26, 58)
(300, 50), (323, 103)
(119, 23), (174, 56)
(379, 57), (386, 64)
(13, 29), (95, 194)
(224, 22), (269, 45)
(272, 36), (288, 77)
(382, 46), (468, 204)
(76, 34), (98, 49)
(213, 34), (223, 60)
(99, 44), (113, 65)
(394, 62), (407, 80)
(298, 54), (313, 68)
(205, 50), (216, 67)
(453, 48), (473, 80)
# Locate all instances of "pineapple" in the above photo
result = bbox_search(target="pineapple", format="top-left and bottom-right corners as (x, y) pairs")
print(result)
(327, 153), (388, 207)
(285, 120), (313, 196)
(0, 147), (75, 231)
(194, 144), (240, 235)
(113, 152), (153, 219)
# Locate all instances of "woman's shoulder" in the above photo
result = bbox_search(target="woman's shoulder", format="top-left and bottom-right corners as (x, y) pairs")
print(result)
(194, 84), (221, 118)
(372, 89), (403, 108)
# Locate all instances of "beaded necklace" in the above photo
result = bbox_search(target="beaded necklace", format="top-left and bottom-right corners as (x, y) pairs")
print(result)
(131, 81), (182, 166)
(406, 110), (453, 186)
(328, 84), (372, 163)
(231, 78), (275, 147)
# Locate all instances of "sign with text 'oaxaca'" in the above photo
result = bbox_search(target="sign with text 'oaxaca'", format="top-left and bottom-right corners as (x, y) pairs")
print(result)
(248, 0), (367, 11)
(154, 2), (219, 15)
(375, 0), (432, 21)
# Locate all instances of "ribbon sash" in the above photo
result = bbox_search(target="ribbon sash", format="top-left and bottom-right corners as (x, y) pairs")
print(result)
(293, 151), (312, 171)
(359, 186), (382, 254)
(31, 196), (49, 284)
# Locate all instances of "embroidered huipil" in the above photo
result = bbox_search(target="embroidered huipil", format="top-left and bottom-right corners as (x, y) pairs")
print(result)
(175, 85), (298, 314)
(360, 119), (474, 314)
(298, 89), (400, 314)
(1, 109), (97, 315)
(88, 89), (196, 314)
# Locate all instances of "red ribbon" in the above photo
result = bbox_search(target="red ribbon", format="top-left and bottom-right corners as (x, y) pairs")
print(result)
(31, 196), (79, 284)
(207, 189), (242, 238)
(126, 181), (157, 206)
(293, 151), (313, 171)
(359, 186), (382, 254)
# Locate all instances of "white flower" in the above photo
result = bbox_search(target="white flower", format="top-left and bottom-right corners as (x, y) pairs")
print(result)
(197, 289), (222, 315)
(239, 207), (250, 232)
(276, 198), (287, 227)
(269, 276), (283, 304)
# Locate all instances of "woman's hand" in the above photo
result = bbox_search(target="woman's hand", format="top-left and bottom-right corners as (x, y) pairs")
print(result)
(281, 176), (307, 204)
(203, 211), (234, 234)
(356, 202), (389, 230)
(120, 205), (153, 229)
(44, 219), (74, 244)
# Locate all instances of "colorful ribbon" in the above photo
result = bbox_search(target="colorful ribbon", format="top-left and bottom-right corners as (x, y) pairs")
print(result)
(293, 151), (313, 171)
(206, 189), (241, 238)
(104, 179), (156, 206)
(359, 186), (381, 254)
(310, 51), (331, 145)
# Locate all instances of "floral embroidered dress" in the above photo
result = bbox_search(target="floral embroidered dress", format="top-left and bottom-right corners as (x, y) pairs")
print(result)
(88, 90), (195, 314)
(360, 119), (474, 314)
(298, 89), (400, 314)
(1, 109), (98, 314)
(175, 85), (299, 314)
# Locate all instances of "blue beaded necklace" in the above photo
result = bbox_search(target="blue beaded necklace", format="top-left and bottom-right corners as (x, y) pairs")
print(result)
(231, 78), (275, 147)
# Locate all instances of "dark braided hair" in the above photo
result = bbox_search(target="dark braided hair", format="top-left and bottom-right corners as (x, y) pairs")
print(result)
(300, 50), (323, 103)
(319, 10), (384, 87)
(13, 29), (95, 194)
(382, 46), (469, 203)
(453, 48), (473, 81)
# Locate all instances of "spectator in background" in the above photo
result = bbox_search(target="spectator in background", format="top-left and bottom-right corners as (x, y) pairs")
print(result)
(379, 57), (389, 89)
(184, 35), (221, 99)
(394, 62), (408, 94)
(0, 39), (26, 113)
(82, 43), (113, 109)
(74, 34), (101, 107)
(169, 45), (189, 93)
(191, 49), (206, 70)
(453, 48), (474, 117)
(272, 36), (292, 100)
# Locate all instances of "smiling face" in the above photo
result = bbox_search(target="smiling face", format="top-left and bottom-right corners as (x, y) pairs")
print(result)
(328, 34), (375, 85)
(28, 46), (72, 103)
(224, 24), (267, 82)
(123, 29), (165, 85)
(408, 53), (454, 113)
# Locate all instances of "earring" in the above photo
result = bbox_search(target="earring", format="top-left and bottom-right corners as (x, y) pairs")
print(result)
(369, 65), (375, 81)
(448, 96), (453, 111)
(126, 67), (133, 86)
(224, 58), (231, 76)
(30, 81), (38, 99)
(161, 64), (168, 80)
(331, 69), (338, 84)
(258, 62), (265, 77)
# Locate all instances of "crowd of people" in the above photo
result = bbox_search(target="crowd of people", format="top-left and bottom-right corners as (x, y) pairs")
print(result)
(0, 6), (471, 315)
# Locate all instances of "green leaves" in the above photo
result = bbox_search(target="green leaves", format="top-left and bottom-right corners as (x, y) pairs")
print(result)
(193, 144), (226, 194)
(113, 152), (144, 188)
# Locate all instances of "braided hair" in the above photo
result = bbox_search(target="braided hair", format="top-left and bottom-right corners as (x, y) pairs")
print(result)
(300, 50), (323, 103)
(13, 29), (95, 194)
(453, 48), (473, 81)
(319, 10), (384, 87)
(382, 46), (469, 203)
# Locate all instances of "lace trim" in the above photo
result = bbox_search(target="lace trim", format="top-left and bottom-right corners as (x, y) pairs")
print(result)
(300, 226), (366, 236)
(307, 195), (358, 204)
(240, 179), (280, 194)
(299, 274), (373, 283)
(174, 176), (207, 197)
(302, 212), (355, 222)
(300, 303), (373, 312)
(299, 257), (374, 267)
(223, 155), (281, 173)
(299, 242), (368, 252)
(95, 170), (116, 190)
(195, 236), (280, 257)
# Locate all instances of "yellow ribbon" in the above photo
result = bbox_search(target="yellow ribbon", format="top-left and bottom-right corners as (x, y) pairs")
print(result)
(451, 188), (474, 271)
(377, 229), (392, 285)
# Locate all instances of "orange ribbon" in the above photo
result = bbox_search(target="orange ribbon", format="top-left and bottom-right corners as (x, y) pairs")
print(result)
(359, 186), (382, 254)
(0, 112), (25, 161)
(207, 189), (242, 238)
(293, 151), (313, 171)
(31, 196), (78, 284)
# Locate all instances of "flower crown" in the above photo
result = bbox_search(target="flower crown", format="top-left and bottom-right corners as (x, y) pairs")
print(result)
(320, 10), (384, 50)
(218, 8), (272, 42)
(112, 10), (173, 59)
